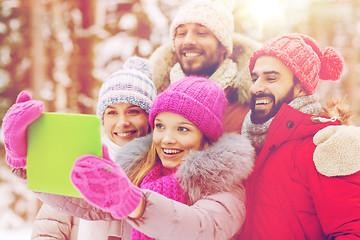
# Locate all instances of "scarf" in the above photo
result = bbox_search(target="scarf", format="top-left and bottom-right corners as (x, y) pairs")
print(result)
(101, 135), (124, 160)
(132, 163), (186, 240)
(169, 58), (238, 90)
(242, 94), (322, 155)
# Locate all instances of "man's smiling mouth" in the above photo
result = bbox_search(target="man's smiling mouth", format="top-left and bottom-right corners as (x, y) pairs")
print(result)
(184, 52), (200, 57)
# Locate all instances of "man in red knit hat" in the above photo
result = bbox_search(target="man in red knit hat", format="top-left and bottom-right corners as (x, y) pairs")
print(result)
(240, 33), (360, 239)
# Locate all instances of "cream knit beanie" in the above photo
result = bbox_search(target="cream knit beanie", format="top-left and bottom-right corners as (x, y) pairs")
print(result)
(170, 0), (235, 57)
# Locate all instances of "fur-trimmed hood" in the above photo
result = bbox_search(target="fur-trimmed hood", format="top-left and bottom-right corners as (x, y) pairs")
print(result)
(114, 133), (255, 205)
(321, 98), (352, 125)
(113, 133), (153, 173)
(149, 33), (261, 104)
(313, 98), (358, 177)
(177, 133), (255, 204)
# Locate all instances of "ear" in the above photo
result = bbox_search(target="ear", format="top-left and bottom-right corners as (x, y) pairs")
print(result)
(218, 42), (227, 59)
(294, 82), (307, 98)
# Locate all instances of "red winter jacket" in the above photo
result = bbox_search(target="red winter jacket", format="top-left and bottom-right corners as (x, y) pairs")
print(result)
(241, 104), (360, 240)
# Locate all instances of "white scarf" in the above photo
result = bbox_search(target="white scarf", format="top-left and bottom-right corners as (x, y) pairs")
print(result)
(169, 58), (238, 90)
(101, 134), (124, 160)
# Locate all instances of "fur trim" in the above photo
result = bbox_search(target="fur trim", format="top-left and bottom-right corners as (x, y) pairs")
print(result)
(149, 33), (260, 104)
(113, 134), (152, 173)
(313, 125), (360, 177)
(321, 98), (352, 125)
(148, 43), (176, 93)
(113, 133), (255, 204)
(177, 133), (255, 204)
(230, 34), (261, 104)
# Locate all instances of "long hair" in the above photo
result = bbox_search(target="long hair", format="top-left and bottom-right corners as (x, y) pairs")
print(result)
(128, 143), (159, 186)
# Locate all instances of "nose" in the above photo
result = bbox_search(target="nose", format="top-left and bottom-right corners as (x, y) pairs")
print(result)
(116, 114), (130, 127)
(250, 78), (265, 95)
(183, 32), (196, 46)
(162, 130), (176, 145)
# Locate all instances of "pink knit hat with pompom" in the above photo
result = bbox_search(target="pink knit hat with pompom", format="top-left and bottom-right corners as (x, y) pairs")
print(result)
(249, 33), (344, 94)
(149, 76), (227, 142)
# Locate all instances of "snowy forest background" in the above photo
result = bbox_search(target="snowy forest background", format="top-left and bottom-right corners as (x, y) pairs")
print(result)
(0, 0), (360, 237)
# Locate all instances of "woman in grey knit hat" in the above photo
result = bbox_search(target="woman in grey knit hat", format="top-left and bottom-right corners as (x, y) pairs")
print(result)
(30, 56), (157, 240)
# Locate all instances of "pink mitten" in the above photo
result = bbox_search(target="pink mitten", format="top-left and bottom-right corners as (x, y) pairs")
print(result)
(71, 155), (143, 219)
(2, 91), (44, 168)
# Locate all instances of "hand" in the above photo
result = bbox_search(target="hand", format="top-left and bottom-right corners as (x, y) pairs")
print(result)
(71, 155), (143, 219)
(313, 125), (360, 177)
(2, 91), (44, 168)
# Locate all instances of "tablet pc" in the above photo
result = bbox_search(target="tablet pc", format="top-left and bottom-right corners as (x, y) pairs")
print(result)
(27, 112), (102, 198)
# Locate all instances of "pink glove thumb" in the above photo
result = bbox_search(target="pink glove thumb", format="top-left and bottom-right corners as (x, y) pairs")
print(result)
(71, 155), (143, 219)
(2, 91), (44, 168)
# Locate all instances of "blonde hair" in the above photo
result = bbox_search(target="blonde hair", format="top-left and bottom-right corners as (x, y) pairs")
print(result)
(128, 143), (159, 186)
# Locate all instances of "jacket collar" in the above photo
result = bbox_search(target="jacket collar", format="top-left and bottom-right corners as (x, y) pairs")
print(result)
(177, 133), (255, 204)
(149, 33), (260, 104)
(254, 104), (340, 174)
(114, 133), (255, 205)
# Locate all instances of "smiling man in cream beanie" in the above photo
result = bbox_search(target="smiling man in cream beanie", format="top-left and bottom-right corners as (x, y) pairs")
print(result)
(149, 0), (260, 134)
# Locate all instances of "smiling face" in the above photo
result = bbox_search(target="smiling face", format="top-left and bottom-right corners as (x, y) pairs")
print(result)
(249, 55), (306, 124)
(153, 112), (208, 169)
(103, 103), (150, 146)
(174, 23), (226, 77)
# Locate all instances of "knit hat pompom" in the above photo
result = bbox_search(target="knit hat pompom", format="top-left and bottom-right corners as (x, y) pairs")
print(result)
(123, 56), (153, 80)
(170, 0), (235, 57)
(96, 56), (157, 123)
(149, 76), (227, 142)
(249, 33), (345, 95)
(222, 0), (235, 12)
(319, 47), (344, 81)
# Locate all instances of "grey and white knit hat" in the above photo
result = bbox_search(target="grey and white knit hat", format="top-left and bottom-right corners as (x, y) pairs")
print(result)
(96, 56), (157, 123)
(170, 0), (235, 57)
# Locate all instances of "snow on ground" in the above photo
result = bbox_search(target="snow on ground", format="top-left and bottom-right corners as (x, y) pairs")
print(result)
(0, 158), (39, 240)
(0, 227), (32, 240)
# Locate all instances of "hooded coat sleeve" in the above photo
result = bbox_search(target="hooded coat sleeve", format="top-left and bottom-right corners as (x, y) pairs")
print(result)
(310, 126), (360, 238)
(126, 189), (246, 240)
(35, 191), (114, 221)
(31, 204), (78, 240)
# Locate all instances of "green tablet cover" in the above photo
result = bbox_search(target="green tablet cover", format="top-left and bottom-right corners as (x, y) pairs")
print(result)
(27, 112), (102, 198)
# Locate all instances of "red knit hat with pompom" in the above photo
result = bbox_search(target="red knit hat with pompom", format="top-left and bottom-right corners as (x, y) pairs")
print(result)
(249, 33), (344, 94)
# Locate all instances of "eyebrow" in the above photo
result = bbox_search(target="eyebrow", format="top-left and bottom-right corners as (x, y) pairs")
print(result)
(264, 71), (280, 75)
(154, 118), (195, 127)
(128, 105), (141, 109)
(251, 71), (280, 77)
(178, 122), (195, 127)
(154, 118), (163, 123)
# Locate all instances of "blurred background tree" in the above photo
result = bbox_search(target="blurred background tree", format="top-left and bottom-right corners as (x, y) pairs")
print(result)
(0, 0), (359, 232)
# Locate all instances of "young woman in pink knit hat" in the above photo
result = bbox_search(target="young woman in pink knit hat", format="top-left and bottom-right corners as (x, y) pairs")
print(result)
(5, 76), (255, 239)
(68, 76), (255, 240)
